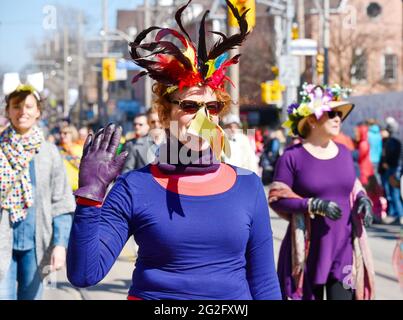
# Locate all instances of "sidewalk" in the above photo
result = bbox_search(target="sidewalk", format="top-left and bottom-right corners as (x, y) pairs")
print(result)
(43, 240), (136, 300)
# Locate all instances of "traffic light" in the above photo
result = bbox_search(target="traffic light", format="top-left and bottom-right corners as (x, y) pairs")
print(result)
(271, 66), (279, 77)
(261, 82), (270, 104)
(228, 0), (256, 30)
(271, 79), (285, 103)
(291, 22), (299, 40)
(261, 80), (285, 105)
(102, 58), (116, 82)
(316, 53), (325, 75)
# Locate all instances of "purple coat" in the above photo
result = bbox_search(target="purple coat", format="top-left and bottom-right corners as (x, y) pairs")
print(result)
(270, 143), (357, 299)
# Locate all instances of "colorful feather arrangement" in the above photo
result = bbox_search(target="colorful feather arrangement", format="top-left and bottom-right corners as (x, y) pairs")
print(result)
(129, 0), (250, 92)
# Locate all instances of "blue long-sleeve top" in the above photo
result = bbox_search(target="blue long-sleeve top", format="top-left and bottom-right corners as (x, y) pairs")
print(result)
(67, 164), (281, 300)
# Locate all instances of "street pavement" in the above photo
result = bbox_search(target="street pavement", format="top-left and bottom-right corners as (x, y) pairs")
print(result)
(44, 212), (402, 300)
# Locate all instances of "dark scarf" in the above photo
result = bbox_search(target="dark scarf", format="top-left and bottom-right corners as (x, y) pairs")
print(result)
(156, 132), (220, 174)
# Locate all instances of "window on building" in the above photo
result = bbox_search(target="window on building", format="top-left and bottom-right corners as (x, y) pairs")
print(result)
(351, 50), (367, 82)
(383, 54), (397, 82)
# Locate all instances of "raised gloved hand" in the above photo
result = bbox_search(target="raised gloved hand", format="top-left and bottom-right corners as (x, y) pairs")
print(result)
(308, 198), (342, 220)
(73, 124), (128, 202)
(356, 196), (373, 227)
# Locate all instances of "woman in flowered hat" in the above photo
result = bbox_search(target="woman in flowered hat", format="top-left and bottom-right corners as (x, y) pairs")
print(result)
(0, 73), (75, 299)
(268, 83), (375, 300)
(66, 0), (281, 300)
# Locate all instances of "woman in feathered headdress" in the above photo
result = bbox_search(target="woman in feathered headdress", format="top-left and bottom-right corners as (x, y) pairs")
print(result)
(66, 0), (281, 300)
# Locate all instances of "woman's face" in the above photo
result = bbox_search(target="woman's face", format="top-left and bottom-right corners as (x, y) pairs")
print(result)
(60, 128), (74, 145)
(308, 108), (342, 139)
(169, 86), (220, 151)
(7, 94), (41, 135)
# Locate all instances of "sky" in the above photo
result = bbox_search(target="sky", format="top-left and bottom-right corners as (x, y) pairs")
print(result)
(0, 0), (143, 72)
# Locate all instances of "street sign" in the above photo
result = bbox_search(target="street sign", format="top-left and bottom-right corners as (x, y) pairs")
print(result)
(115, 69), (128, 81)
(290, 38), (318, 56)
(117, 59), (143, 71)
(279, 55), (300, 87)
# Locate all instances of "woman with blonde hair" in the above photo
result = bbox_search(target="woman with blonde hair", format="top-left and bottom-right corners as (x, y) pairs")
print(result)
(59, 125), (82, 191)
(66, 0), (281, 300)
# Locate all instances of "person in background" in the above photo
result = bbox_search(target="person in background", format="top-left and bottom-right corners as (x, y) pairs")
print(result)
(333, 130), (360, 178)
(59, 125), (82, 192)
(367, 119), (382, 183)
(254, 128), (264, 156)
(0, 74), (75, 300)
(356, 123), (374, 186)
(147, 106), (165, 146)
(366, 175), (387, 224)
(379, 117), (402, 225)
(392, 230), (403, 289)
(76, 126), (91, 148)
(221, 113), (258, 174)
(260, 129), (282, 185)
(270, 83), (375, 300)
(333, 130), (355, 151)
(122, 107), (165, 173)
(126, 113), (150, 142)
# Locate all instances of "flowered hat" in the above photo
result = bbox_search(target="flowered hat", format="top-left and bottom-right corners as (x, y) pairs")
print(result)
(129, 0), (249, 95)
(282, 83), (354, 137)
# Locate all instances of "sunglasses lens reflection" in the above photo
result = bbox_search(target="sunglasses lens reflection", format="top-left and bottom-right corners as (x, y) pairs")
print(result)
(328, 111), (343, 119)
(177, 100), (224, 115)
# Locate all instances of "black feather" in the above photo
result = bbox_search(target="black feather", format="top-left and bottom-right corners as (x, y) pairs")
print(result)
(198, 10), (209, 78)
(210, 31), (228, 41)
(175, 0), (192, 42)
(129, 26), (161, 60)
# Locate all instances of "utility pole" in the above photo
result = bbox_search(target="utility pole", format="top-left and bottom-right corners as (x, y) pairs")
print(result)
(144, 0), (152, 110)
(229, 25), (240, 116)
(273, 10), (282, 67)
(77, 10), (84, 127)
(63, 26), (69, 118)
(323, 0), (330, 85)
(282, 0), (297, 122)
(297, 0), (306, 77)
(102, 0), (109, 125)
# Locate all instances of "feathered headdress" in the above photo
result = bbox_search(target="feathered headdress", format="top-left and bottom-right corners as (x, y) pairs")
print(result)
(129, 0), (250, 93)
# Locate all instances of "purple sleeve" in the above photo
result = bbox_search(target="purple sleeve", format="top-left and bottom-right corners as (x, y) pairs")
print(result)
(270, 150), (309, 214)
(67, 177), (133, 287)
(246, 179), (282, 300)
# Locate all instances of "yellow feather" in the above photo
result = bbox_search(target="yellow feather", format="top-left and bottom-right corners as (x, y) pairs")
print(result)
(182, 41), (197, 72)
(205, 59), (216, 79)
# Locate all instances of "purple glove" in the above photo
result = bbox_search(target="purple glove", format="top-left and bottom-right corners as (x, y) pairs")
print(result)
(73, 123), (128, 202)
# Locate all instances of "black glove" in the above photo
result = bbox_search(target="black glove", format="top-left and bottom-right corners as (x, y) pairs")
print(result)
(356, 196), (373, 227)
(309, 198), (342, 220)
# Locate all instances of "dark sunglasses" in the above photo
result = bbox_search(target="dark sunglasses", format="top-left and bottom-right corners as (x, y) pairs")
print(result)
(170, 100), (224, 115)
(327, 110), (343, 119)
